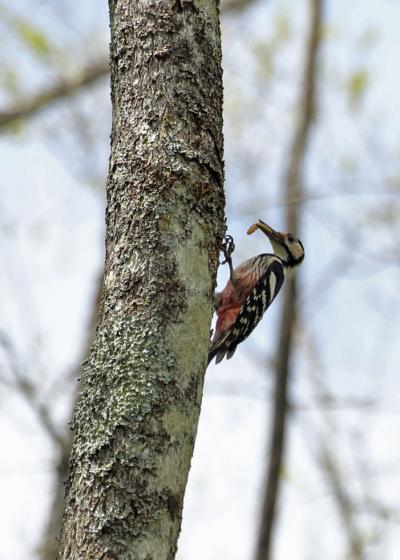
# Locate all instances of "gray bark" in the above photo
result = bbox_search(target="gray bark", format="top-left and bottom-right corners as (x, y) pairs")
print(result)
(57, 1), (225, 559)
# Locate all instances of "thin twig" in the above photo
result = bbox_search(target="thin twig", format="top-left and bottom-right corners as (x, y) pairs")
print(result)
(0, 331), (66, 450)
(222, 0), (260, 12)
(301, 327), (367, 560)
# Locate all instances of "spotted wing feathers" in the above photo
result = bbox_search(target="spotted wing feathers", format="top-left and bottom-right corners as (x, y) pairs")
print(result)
(208, 258), (284, 365)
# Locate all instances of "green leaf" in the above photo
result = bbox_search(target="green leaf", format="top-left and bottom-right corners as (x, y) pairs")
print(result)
(0, 69), (19, 94)
(4, 118), (23, 135)
(275, 11), (291, 43)
(16, 23), (51, 57)
(251, 11), (292, 83)
(347, 69), (369, 109)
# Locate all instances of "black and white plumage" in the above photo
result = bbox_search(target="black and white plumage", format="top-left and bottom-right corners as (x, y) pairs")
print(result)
(208, 219), (304, 365)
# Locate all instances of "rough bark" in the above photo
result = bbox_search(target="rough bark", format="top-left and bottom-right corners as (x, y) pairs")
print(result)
(57, 1), (225, 559)
(254, 1), (322, 559)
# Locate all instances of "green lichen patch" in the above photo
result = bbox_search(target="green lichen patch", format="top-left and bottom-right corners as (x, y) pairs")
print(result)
(73, 314), (176, 458)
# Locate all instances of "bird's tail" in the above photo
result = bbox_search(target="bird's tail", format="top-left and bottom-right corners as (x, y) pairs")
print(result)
(207, 340), (236, 366)
(207, 345), (220, 366)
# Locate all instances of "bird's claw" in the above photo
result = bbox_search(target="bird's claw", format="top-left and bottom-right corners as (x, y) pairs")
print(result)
(220, 235), (235, 265)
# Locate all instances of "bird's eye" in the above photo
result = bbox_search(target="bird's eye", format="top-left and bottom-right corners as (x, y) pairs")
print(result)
(287, 234), (295, 242)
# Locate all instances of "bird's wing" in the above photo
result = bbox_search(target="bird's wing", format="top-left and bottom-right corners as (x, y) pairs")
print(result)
(208, 258), (284, 365)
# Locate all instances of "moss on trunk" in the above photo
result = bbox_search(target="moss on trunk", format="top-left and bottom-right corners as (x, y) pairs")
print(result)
(57, 1), (225, 558)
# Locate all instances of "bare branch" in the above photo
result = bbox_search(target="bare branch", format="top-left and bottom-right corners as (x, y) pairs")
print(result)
(0, 60), (109, 130)
(319, 444), (366, 560)
(0, 0), (257, 131)
(254, 2), (323, 559)
(222, 0), (260, 12)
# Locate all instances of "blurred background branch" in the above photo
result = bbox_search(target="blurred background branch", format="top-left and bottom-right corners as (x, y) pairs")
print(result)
(0, 0), (259, 131)
(255, 1), (322, 558)
(0, 60), (109, 130)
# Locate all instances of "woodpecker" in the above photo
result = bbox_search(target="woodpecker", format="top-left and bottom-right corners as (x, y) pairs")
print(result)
(208, 219), (305, 365)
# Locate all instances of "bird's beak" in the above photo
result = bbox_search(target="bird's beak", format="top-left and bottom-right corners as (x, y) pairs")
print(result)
(247, 219), (285, 245)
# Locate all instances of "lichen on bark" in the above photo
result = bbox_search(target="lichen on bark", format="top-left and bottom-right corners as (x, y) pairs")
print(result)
(57, 1), (225, 559)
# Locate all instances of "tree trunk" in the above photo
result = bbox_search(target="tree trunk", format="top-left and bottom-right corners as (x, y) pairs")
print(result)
(57, 1), (225, 558)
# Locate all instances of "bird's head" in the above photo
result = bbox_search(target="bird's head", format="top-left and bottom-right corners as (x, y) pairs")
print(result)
(247, 219), (305, 268)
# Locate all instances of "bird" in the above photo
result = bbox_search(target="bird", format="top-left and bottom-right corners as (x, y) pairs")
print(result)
(208, 219), (305, 365)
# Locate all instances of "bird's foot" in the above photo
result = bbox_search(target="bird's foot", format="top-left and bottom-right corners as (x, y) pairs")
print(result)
(219, 234), (235, 280)
(219, 235), (235, 266)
